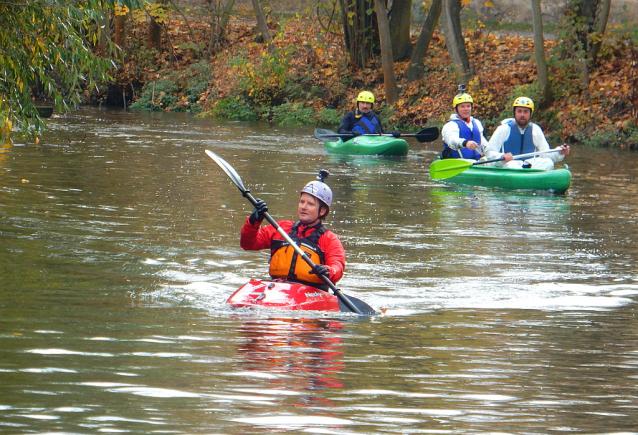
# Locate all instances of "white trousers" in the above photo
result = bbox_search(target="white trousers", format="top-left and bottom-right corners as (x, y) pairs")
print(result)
(502, 157), (555, 171)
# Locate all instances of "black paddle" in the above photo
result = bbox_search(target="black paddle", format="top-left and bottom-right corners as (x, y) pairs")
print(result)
(315, 127), (439, 143)
(205, 150), (376, 316)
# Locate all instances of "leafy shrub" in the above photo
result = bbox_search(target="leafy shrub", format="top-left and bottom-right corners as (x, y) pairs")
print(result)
(377, 106), (398, 129)
(130, 78), (180, 111)
(316, 108), (341, 126)
(230, 46), (294, 106)
(211, 96), (258, 121)
(271, 102), (315, 125)
(572, 123), (638, 149)
(181, 61), (211, 113)
(126, 38), (158, 78)
(130, 60), (210, 113)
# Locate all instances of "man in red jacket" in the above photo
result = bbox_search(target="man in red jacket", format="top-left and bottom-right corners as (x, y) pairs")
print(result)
(240, 172), (345, 287)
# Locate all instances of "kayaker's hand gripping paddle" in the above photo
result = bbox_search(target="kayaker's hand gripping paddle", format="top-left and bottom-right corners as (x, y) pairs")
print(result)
(205, 150), (376, 315)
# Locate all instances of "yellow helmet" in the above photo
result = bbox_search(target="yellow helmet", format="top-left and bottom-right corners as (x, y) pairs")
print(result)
(356, 91), (375, 104)
(513, 97), (534, 112)
(453, 93), (473, 108)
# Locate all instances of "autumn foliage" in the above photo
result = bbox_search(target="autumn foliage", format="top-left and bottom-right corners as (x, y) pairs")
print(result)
(114, 15), (638, 149)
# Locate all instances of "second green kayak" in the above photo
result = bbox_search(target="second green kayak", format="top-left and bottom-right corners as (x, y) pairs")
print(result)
(441, 164), (572, 194)
(324, 136), (409, 156)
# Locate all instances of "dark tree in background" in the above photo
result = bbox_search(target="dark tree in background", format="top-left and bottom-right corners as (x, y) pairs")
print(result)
(407, 0), (442, 82)
(441, 0), (473, 84)
(375, 0), (400, 103)
(558, 0), (611, 85)
(388, 0), (413, 62)
(340, 0), (379, 68)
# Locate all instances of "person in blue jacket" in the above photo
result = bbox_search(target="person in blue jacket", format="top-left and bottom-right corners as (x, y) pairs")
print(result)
(337, 91), (399, 138)
(441, 86), (488, 160)
(486, 97), (570, 170)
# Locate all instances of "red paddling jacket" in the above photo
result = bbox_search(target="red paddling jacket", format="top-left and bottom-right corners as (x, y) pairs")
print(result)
(240, 218), (345, 284)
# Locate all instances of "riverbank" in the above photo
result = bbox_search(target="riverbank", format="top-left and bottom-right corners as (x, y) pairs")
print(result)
(108, 16), (637, 149)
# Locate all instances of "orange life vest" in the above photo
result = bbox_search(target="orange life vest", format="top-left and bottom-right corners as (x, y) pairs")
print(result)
(269, 222), (327, 284)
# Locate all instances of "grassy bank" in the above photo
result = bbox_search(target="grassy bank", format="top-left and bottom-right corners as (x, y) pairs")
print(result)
(111, 16), (638, 149)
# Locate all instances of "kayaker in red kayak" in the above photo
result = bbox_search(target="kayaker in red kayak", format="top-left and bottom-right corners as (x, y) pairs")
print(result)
(337, 91), (400, 138)
(486, 97), (570, 170)
(441, 85), (488, 160)
(240, 171), (345, 289)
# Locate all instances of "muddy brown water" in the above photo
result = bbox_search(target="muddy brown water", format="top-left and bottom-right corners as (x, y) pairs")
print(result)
(1, 107), (636, 434)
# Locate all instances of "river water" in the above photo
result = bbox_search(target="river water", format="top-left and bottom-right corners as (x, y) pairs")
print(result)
(1, 107), (637, 434)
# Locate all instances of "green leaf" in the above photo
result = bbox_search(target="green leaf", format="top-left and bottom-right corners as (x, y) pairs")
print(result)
(0, 0), (138, 140)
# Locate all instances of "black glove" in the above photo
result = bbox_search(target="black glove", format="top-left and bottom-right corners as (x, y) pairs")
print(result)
(352, 131), (363, 137)
(309, 264), (330, 278)
(249, 199), (268, 225)
(391, 131), (401, 138)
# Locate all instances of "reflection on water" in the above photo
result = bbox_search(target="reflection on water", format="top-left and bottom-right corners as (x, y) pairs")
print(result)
(235, 318), (345, 394)
(0, 108), (637, 434)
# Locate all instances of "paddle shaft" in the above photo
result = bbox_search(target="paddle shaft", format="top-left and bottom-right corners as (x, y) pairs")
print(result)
(474, 148), (560, 165)
(242, 191), (364, 315)
(315, 127), (438, 143)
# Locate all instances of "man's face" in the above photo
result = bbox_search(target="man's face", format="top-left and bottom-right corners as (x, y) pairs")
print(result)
(358, 101), (372, 113)
(298, 193), (324, 225)
(514, 107), (532, 128)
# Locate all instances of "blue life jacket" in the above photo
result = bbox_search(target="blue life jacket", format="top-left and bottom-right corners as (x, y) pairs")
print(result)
(503, 120), (536, 155)
(442, 119), (483, 159)
(354, 113), (382, 134)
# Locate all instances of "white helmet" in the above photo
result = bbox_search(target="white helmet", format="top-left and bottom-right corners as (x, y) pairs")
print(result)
(300, 170), (333, 207)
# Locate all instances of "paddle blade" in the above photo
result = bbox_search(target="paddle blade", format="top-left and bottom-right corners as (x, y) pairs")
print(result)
(205, 150), (248, 193)
(414, 127), (440, 143)
(429, 158), (474, 180)
(337, 294), (377, 315)
(315, 128), (354, 142)
(315, 128), (346, 141)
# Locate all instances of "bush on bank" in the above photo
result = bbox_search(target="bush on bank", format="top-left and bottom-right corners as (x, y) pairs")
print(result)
(115, 17), (638, 149)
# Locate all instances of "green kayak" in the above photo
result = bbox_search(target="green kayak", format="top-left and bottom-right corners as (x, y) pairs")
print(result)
(441, 163), (572, 194)
(324, 135), (409, 156)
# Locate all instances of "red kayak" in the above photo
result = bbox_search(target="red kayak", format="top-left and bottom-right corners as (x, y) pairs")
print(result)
(227, 280), (342, 312)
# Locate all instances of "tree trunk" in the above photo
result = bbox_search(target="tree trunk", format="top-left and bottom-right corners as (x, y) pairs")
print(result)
(339, 0), (379, 68)
(251, 0), (274, 52)
(562, 0), (603, 85)
(566, 0), (599, 51)
(532, 0), (552, 108)
(441, 0), (473, 84)
(374, 0), (400, 104)
(588, 0), (610, 67)
(113, 12), (127, 56)
(147, 18), (162, 52)
(147, 0), (169, 53)
(406, 0), (442, 82)
(209, 0), (237, 54)
(389, 0), (413, 62)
